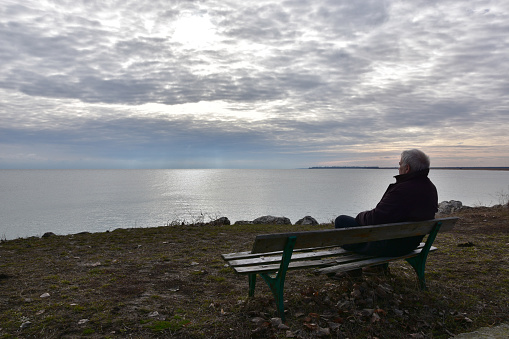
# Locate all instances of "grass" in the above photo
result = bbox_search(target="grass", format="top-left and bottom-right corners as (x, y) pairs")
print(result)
(0, 206), (508, 338)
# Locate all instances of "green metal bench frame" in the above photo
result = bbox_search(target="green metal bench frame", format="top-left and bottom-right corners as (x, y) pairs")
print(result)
(223, 217), (458, 321)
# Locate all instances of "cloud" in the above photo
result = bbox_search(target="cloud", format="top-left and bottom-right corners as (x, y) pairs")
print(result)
(0, 0), (508, 168)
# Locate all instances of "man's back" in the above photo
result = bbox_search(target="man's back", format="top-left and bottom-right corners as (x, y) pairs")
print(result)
(356, 169), (438, 226)
(354, 169), (438, 256)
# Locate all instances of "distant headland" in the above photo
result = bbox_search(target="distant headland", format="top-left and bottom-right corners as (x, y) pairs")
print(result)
(309, 166), (509, 171)
(309, 166), (381, 169)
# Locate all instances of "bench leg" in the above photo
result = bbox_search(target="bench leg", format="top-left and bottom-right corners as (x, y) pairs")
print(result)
(248, 274), (256, 297)
(406, 255), (427, 290)
(255, 236), (297, 322)
(260, 273), (285, 321)
(405, 221), (443, 290)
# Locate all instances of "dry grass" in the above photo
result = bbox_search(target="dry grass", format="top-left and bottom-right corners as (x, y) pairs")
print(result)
(1, 206), (508, 338)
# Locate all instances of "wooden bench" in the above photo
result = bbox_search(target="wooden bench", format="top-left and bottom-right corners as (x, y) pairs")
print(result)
(222, 217), (458, 321)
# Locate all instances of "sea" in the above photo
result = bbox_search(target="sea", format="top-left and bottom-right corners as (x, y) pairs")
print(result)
(1, 169), (508, 240)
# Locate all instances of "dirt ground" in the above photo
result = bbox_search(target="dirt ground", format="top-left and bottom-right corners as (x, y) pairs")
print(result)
(1, 205), (508, 338)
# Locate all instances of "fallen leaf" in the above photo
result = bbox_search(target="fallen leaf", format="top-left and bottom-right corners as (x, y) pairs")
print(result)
(371, 312), (381, 323)
(333, 317), (344, 324)
(303, 322), (318, 331)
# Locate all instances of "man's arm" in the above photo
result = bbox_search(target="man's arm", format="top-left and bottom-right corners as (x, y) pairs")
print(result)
(355, 184), (407, 225)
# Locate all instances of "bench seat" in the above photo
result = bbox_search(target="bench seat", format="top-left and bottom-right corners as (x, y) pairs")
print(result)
(226, 243), (436, 275)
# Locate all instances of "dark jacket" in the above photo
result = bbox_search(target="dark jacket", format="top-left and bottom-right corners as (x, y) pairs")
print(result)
(354, 169), (438, 256)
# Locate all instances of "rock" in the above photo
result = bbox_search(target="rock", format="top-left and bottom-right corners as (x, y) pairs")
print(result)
(41, 232), (55, 238)
(271, 317), (282, 327)
(208, 217), (230, 226)
(278, 323), (290, 330)
(328, 321), (341, 331)
(316, 327), (331, 337)
(84, 262), (101, 267)
(437, 200), (463, 214)
(40, 293), (50, 298)
(20, 321), (32, 329)
(295, 216), (318, 225)
(251, 317), (266, 325)
(78, 319), (89, 325)
(253, 215), (291, 225)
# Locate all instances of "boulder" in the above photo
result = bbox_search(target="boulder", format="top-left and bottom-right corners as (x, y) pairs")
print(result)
(41, 232), (56, 238)
(253, 215), (292, 225)
(295, 216), (319, 225)
(208, 217), (231, 226)
(438, 200), (463, 214)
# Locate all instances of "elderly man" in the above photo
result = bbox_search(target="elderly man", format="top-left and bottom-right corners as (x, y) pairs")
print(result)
(335, 149), (438, 257)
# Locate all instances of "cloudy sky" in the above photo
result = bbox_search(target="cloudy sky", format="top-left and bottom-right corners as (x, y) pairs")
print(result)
(1, 0), (508, 169)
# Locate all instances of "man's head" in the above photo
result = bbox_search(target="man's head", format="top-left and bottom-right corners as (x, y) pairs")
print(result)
(399, 149), (430, 175)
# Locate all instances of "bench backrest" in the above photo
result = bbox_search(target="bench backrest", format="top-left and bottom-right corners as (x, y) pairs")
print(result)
(251, 217), (458, 254)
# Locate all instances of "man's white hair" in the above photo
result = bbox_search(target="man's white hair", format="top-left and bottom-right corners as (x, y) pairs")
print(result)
(400, 149), (430, 173)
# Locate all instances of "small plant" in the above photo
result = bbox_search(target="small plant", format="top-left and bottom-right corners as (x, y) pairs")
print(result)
(148, 318), (190, 332)
(495, 186), (509, 205)
(207, 275), (226, 282)
(82, 328), (95, 335)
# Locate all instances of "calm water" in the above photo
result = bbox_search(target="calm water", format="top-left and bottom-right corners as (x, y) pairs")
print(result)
(1, 169), (508, 240)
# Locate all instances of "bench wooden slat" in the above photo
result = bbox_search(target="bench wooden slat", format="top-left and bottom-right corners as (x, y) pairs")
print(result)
(251, 217), (457, 253)
(227, 243), (428, 268)
(233, 258), (340, 274)
(227, 247), (348, 267)
(232, 253), (363, 274)
(221, 245), (341, 261)
(233, 246), (437, 275)
(221, 251), (252, 260)
(232, 246), (437, 275)
(318, 247), (436, 275)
